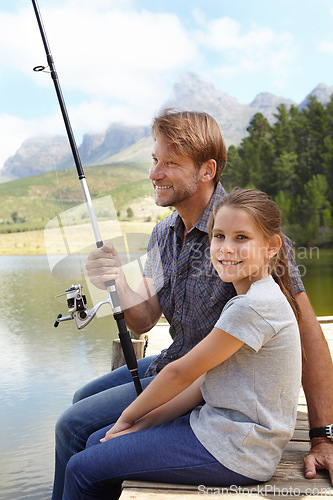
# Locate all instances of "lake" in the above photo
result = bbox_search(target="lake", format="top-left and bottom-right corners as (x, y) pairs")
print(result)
(0, 251), (332, 499)
(0, 255), (119, 500)
(295, 247), (333, 316)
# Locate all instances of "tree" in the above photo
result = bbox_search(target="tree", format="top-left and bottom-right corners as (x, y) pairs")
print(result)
(11, 212), (18, 223)
(302, 96), (327, 177)
(273, 104), (296, 156)
(321, 136), (333, 205)
(225, 97), (333, 247)
(239, 113), (275, 193)
(302, 174), (331, 231)
(271, 151), (298, 197)
(222, 145), (245, 191)
(275, 190), (292, 224)
(127, 207), (134, 218)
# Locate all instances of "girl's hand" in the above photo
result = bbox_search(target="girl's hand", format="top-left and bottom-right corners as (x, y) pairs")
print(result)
(100, 410), (160, 443)
(100, 418), (135, 443)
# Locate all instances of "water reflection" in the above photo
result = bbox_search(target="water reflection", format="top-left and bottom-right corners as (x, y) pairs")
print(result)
(0, 256), (118, 500)
(297, 249), (333, 316)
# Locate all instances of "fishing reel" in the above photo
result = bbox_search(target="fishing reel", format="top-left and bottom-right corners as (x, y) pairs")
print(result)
(54, 284), (111, 330)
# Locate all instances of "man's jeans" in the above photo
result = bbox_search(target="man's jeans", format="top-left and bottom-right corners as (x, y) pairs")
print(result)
(52, 355), (156, 500)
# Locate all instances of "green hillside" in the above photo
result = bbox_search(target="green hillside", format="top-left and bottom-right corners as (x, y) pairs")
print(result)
(0, 162), (153, 233)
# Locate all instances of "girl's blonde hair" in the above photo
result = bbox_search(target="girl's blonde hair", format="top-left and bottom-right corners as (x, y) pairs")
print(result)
(208, 187), (301, 323)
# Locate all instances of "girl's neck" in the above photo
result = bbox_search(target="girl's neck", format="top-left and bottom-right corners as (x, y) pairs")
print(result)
(233, 271), (270, 296)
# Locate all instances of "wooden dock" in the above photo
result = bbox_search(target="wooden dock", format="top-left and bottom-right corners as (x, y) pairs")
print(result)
(119, 318), (333, 499)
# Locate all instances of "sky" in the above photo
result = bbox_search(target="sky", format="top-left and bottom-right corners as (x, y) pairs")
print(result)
(0, 0), (332, 169)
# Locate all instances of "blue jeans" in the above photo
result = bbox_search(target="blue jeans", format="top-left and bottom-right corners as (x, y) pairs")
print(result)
(62, 414), (257, 500)
(52, 356), (156, 500)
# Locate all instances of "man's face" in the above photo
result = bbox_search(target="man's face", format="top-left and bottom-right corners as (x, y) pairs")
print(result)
(149, 141), (201, 208)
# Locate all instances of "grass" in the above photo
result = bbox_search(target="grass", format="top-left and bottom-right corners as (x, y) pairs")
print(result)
(0, 162), (156, 235)
(0, 229), (47, 255)
(0, 160), (177, 255)
(0, 220), (158, 255)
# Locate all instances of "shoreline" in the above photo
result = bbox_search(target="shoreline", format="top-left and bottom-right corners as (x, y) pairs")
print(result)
(0, 221), (156, 256)
(1, 224), (333, 257)
(1, 232), (332, 318)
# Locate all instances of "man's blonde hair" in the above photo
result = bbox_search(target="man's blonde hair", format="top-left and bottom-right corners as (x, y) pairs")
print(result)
(151, 109), (227, 185)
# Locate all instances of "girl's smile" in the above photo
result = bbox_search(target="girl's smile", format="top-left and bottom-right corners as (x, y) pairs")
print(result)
(219, 259), (242, 266)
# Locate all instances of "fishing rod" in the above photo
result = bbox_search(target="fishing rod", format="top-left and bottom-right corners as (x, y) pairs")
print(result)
(31, 0), (142, 396)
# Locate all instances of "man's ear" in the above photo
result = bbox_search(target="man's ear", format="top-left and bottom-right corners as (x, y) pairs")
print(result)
(200, 159), (216, 183)
(268, 234), (282, 259)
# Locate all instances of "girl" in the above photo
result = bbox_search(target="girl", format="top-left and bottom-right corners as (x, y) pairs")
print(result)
(62, 188), (302, 500)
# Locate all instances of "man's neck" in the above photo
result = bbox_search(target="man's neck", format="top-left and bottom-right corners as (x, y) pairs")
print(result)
(177, 184), (215, 235)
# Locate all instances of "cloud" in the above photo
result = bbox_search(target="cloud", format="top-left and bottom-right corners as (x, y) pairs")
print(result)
(67, 100), (156, 133)
(0, 112), (68, 169)
(318, 40), (333, 53)
(0, 115), (27, 168)
(317, 7), (333, 55)
(0, 4), (197, 99)
(197, 16), (296, 82)
(0, 2), (198, 168)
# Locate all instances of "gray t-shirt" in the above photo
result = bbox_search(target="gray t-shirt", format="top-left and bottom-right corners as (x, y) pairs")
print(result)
(190, 275), (301, 482)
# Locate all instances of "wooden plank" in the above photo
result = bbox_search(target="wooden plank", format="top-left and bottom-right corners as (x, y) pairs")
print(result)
(292, 429), (309, 441)
(121, 480), (333, 499)
(121, 493), (333, 500)
(318, 316), (333, 324)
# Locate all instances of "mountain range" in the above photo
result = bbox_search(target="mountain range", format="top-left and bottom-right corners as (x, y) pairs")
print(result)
(1, 72), (333, 181)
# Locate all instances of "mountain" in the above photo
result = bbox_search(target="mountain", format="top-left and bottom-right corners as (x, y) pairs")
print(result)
(2, 136), (71, 179)
(298, 82), (333, 110)
(161, 72), (295, 146)
(1, 73), (332, 181)
(1, 123), (150, 180)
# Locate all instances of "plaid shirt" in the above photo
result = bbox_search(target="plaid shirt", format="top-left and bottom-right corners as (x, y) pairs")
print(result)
(144, 183), (304, 376)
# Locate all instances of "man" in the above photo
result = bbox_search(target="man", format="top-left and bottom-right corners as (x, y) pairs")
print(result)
(52, 109), (333, 499)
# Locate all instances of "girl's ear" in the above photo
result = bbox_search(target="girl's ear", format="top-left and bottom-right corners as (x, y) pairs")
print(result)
(267, 234), (282, 259)
(200, 159), (216, 183)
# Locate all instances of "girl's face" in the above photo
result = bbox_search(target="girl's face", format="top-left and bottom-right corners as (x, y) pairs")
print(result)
(210, 205), (277, 295)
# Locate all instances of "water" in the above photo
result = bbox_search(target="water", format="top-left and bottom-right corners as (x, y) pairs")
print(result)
(296, 248), (333, 316)
(0, 252), (332, 499)
(0, 255), (119, 500)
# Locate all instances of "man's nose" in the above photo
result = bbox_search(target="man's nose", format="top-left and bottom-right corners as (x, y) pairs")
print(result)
(149, 160), (165, 180)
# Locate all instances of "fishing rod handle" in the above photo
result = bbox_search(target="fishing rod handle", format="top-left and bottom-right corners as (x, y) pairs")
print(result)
(106, 284), (143, 395)
(115, 312), (143, 395)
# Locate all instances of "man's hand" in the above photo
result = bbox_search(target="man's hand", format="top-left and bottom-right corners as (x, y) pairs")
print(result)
(86, 243), (124, 290)
(304, 440), (333, 485)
